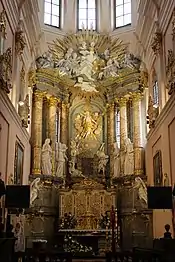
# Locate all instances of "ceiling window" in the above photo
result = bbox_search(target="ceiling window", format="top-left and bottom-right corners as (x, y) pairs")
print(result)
(114, 0), (131, 28)
(77, 0), (97, 30)
(44, 0), (60, 28)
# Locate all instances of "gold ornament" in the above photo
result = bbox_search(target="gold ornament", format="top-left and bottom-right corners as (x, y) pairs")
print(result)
(151, 31), (162, 55)
(166, 49), (175, 95)
(74, 110), (101, 141)
(28, 69), (36, 88)
(147, 95), (159, 128)
(0, 10), (6, 37)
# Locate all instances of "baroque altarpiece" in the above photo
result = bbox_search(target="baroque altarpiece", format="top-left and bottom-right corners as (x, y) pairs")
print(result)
(27, 29), (152, 249)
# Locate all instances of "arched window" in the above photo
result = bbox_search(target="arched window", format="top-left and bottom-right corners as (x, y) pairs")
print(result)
(115, 108), (120, 148)
(77, 0), (97, 30)
(44, 0), (61, 28)
(114, 0), (131, 28)
(153, 80), (159, 107)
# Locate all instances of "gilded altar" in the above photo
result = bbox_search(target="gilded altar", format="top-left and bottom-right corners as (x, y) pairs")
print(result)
(59, 179), (116, 230)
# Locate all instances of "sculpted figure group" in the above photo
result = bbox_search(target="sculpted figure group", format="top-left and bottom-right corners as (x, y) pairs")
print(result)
(41, 135), (134, 180)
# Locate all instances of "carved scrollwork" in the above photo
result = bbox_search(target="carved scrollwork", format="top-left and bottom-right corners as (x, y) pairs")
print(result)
(0, 47), (12, 93)
(18, 94), (30, 128)
(15, 29), (26, 56)
(166, 50), (175, 95)
(151, 32), (162, 56)
(0, 10), (6, 38)
(147, 95), (159, 128)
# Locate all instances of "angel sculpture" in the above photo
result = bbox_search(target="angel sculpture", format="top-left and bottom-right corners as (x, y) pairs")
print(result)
(133, 177), (147, 205)
(30, 177), (41, 206)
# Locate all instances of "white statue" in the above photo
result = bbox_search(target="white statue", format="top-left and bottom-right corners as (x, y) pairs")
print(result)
(56, 142), (68, 178)
(113, 142), (120, 178)
(69, 161), (84, 178)
(124, 138), (134, 175)
(104, 49), (110, 60)
(41, 138), (52, 175)
(134, 177), (147, 204)
(30, 177), (41, 205)
(70, 139), (78, 158)
(96, 143), (109, 176)
(98, 156), (109, 176)
(103, 59), (119, 78)
(74, 76), (98, 93)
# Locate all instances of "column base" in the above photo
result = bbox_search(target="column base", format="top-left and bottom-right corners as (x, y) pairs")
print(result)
(32, 169), (41, 175)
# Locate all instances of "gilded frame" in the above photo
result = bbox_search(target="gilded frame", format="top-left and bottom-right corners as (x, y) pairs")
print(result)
(14, 140), (24, 185)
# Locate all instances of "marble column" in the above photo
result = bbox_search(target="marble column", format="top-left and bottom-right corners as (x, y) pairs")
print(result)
(132, 93), (144, 175)
(118, 97), (128, 175)
(48, 96), (58, 175)
(60, 102), (69, 146)
(107, 103), (115, 154)
(107, 103), (115, 177)
(32, 90), (43, 175)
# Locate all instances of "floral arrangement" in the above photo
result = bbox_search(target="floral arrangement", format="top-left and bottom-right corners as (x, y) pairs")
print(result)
(59, 212), (77, 229)
(64, 235), (93, 255)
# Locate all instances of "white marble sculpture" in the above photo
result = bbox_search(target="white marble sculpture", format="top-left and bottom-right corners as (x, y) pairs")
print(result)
(113, 142), (120, 178)
(41, 138), (52, 175)
(74, 76), (98, 93)
(96, 143), (109, 176)
(69, 161), (84, 178)
(134, 177), (147, 204)
(30, 177), (41, 205)
(56, 142), (68, 178)
(124, 138), (134, 175)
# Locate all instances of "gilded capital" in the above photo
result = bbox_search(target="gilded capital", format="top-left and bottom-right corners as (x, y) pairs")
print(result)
(15, 29), (26, 56)
(28, 69), (36, 87)
(0, 10), (6, 37)
(132, 92), (143, 102)
(33, 90), (44, 101)
(151, 31), (162, 55)
(117, 97), (128, 107)
(48, 96), (59, 107)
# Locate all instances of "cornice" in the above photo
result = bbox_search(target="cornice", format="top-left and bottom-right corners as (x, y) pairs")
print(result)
(110, 26), (134, 37)
(0, 90), (30, 142)
(147, 94), (175, 140)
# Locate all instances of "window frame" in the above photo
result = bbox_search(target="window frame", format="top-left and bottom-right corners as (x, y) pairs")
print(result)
(153, 80), (159, 106)
(44, 0), (61, 29)
(114, 0), (132, 29)
(77, 0), (98, 31)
